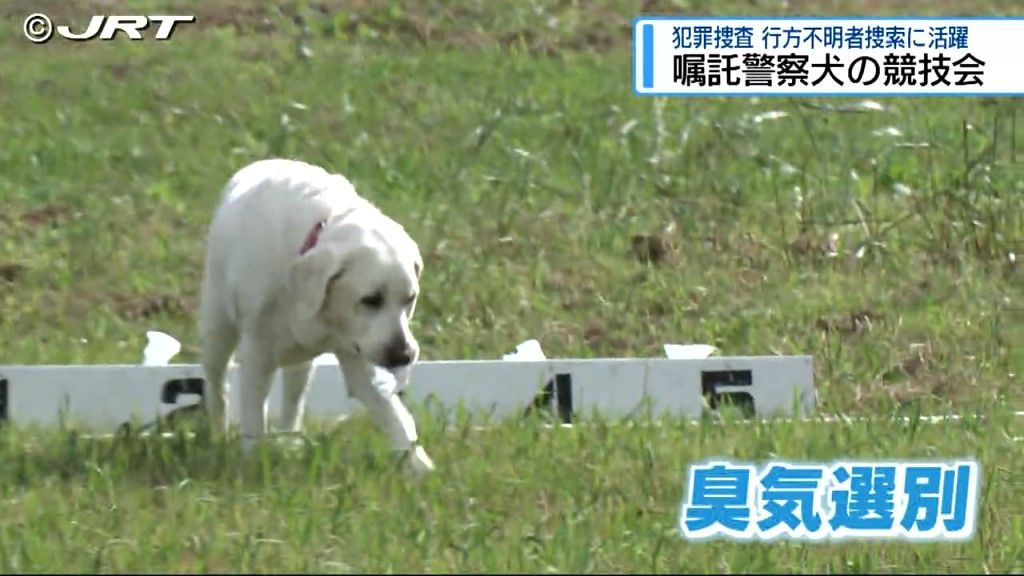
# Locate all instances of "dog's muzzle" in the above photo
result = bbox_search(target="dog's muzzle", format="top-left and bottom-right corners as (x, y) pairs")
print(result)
(381, 340), (415, 369)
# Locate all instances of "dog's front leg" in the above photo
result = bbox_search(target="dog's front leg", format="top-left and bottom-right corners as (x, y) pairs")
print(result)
(236, 336), (277, 455)
(337, 352), (435, 474)
(279, 360), (314, 432)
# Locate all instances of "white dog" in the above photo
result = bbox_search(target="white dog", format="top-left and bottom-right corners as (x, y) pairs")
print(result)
(197, 158), (434, 474)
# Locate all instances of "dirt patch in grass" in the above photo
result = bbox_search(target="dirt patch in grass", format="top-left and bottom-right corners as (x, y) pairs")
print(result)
(0, 262), (27, 285)
(113, 292), (192, 321)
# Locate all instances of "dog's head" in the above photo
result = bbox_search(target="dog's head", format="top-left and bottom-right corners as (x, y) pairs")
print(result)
(288, 212), (422, 371)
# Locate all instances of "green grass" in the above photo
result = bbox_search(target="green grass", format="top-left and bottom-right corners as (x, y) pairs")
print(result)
(3, 409), (1023, 573)
(1, 0), (1022, 572)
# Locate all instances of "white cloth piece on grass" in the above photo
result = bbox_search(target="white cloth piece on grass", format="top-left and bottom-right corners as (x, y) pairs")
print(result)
(142, 330), (182, 366)
(663, 343), (718, 360)
(502, 339), (547, 361)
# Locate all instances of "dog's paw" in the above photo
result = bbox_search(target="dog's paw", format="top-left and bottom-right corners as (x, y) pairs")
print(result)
(273, 433), (308, 453)
(240, 434), (262, 457)
(401, 444), (435, 476)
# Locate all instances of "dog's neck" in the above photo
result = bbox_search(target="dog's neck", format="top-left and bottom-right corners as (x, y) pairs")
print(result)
(282, 319), (333, 364)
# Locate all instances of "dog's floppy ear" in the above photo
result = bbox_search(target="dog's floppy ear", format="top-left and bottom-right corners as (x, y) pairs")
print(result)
(288, 244), (347, 321)
(408, 252), (424, 319)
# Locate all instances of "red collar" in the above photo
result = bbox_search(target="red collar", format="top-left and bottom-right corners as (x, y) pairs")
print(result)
(300, 219), (326, 255)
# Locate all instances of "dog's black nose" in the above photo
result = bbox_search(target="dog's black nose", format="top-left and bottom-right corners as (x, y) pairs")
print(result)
(382, 343), (414, 368)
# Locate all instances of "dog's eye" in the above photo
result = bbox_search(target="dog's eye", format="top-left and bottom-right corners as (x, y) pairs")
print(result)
(360, 293), (383, 309)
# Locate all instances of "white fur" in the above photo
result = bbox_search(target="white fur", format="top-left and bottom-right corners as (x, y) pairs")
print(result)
(198, 158), (434, 474)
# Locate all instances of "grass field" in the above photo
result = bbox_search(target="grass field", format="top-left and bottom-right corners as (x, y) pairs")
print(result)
(1, 0), (1022, 572)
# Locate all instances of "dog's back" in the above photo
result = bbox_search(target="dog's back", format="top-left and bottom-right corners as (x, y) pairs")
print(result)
(201, 159), (362, 328)
(212, 158), (359, 230)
